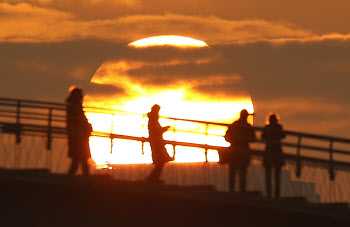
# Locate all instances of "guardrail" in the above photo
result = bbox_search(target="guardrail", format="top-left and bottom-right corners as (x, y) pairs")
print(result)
(0, 97), (350, 181)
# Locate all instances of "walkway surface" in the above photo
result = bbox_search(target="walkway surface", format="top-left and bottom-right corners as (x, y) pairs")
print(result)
(0, 168), (349, 226)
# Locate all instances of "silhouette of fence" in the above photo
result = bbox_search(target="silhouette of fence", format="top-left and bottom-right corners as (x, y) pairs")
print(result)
(0, 97), (350, 202)
(0, 97), (350, 177)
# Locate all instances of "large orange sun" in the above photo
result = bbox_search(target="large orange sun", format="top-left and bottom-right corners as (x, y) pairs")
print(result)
(128, 35), (208, 48)
(85, 35), (254, 166)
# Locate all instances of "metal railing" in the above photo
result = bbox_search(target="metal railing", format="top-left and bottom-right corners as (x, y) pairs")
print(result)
(0, 97), (350, 181)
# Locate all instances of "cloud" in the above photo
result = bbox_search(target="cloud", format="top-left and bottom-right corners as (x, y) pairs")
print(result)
(253, 98), (350, 136)
(1, 2), (350, 137)
(0, 3), (322, 44)
(211, 40), (350, 137)
(0, 3), (77, 42)
(3, 0), (140, 12)
(4, 2), (350, 46)
(0, 40), (126, 101)
(86, 82), (125, 96)
(0, 37), (349, 138)
(90, 44), (250, 101)
(214, 40), (350, 103)
(4, 1), (350, 35)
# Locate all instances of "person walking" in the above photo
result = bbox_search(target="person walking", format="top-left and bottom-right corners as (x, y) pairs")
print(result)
(145, 104), (173, 183)
(65, 86), (92, 176)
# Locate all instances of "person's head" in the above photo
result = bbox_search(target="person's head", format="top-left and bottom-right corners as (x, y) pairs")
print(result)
(239, 109), (249, 120)
(151, 104), (160, 113)
(148, 104), (161, 119)
(267, 112), (279, 125)
(66, 86), (83, 103)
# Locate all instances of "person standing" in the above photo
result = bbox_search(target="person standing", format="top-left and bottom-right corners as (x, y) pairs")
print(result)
(66, 86), (92, 176)
(224, 109), (256, 192)
(145, 104), (173, 182)
(262, 113), (286, 198)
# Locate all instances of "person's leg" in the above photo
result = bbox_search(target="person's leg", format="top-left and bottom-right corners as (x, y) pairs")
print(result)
(82, 158), (90, 176)
(146, 163), (164, 182)
(239, 166), (247, 192)
(265, 166), (272, 198)
(274, 166), (281, 198)
(229, 164), (236, 192)
(152, 163), (164, 181)
(68, 158), (79, 175)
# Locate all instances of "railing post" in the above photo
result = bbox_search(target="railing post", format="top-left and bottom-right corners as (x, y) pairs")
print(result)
(141, 115), (146, 155)
(204, 123), (209, 162)
(296, 135), (302, 178)
(46, 108), (53, 170)
(110, 114), (114, 154)
(46, 108), (52, 150)
(15, 100), (21, 144)
(329, 139), (335, 181)
(172, 120), (177, 160)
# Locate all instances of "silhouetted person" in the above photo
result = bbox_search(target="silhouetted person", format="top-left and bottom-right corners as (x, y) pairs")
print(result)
(262, 113), (286, 198)
(225, 109), (256, 192)
(145, 104), (173, 182)
(66, 86), (92, 176)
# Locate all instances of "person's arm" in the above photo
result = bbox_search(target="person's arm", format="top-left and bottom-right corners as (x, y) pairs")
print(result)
(162, 126), (170, 133)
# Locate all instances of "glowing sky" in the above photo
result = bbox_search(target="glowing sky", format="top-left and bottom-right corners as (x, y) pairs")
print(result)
(128, 35), (208, 48)
(1, 0), (350, 138)
(84, 36), (253, 164)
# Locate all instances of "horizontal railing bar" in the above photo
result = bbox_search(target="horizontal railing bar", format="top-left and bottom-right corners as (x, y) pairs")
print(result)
(282, 142), (350, 155)
(1, 125), (350, 170)
(20, 104), (66, 111)
(252, 149), (350, 171)
(0, 97), (66, 108)
(0, 122), (66, 132)
(0, 109), (66, 120)
(0, 102), (66, 111)
(0, 113), (17, 119)
(0, 109), (65, 118)
(1, 120), (350, 156)
(6, 115), (66, 123)
(2, 96), (350, 143)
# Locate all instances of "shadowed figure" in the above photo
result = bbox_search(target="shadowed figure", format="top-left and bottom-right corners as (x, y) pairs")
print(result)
(224, 109), (256, 192)
(262, 113), (286, 198)
(65, 86), (92, 176)
(145, 104), (173, 183)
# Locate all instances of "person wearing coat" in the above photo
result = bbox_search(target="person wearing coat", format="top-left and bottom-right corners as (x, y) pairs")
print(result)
(261, 113), (286, 198)
(66, 86), (92, 176)
(224, 109), (256, 192)
(145, 104), (173, 182)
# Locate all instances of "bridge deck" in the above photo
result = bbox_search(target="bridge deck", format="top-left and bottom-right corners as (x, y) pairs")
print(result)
(0, 168), (349, 226)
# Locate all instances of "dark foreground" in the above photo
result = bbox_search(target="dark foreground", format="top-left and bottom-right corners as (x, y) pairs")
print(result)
(0, 169), (349, 227)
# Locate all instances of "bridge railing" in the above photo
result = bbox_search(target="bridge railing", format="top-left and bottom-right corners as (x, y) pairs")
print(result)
(0, 97), (350, 181)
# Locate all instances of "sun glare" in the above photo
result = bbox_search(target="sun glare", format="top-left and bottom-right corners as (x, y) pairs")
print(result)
(85, 35), (254, 167)
(128, 35), (208, 48)
(85, 91), (254, 165)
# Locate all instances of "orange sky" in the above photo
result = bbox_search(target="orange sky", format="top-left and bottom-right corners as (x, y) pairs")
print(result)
(0, 1), (350, 138)
(83, 36), (254, 164)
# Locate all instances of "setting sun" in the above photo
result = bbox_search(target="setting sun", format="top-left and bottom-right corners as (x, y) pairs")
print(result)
(85, 35), (254, 166)
(128, 35), (208, 48)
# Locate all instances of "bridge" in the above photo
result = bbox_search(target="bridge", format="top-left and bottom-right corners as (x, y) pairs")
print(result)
(0, 97), (350, 203)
